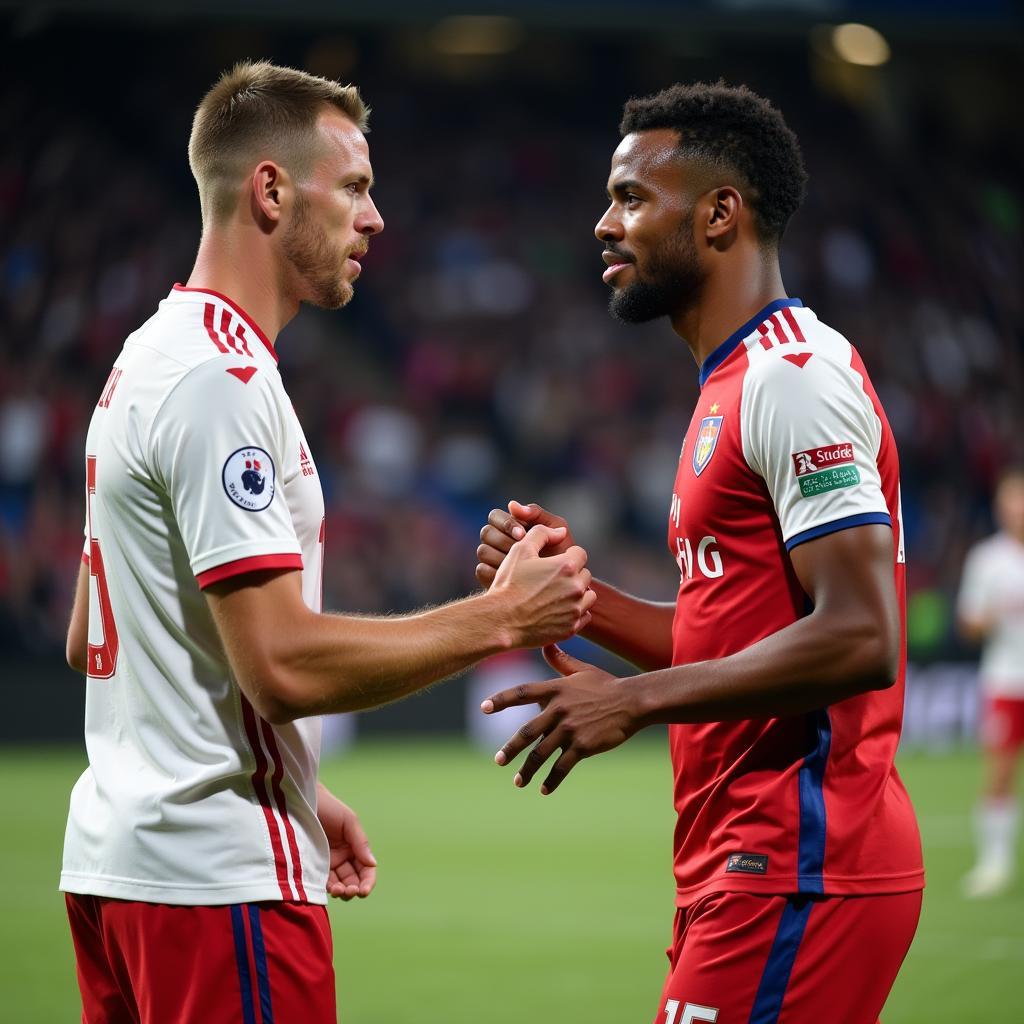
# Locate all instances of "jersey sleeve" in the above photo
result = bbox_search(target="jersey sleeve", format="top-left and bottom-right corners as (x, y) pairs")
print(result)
(741, 351), (891, 551)
(957, 544), (992, 623)
(149, 360), (302, 588)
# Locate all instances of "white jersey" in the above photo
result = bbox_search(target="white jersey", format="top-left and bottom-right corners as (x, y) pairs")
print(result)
(61, 285), (329, 906)
(957, 532), (1024, 695)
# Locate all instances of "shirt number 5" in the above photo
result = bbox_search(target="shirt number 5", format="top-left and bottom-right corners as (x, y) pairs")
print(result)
(86, 455), (120, 678)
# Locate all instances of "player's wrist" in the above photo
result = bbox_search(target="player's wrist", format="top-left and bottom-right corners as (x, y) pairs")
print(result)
(472, 589), (519, 653)
(628, 671), (672, 730)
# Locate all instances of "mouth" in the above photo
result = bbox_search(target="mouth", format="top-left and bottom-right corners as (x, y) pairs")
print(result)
(345, 247), (367, 276)
(598, 253), (630, 286)
(601, 251), (634, 285)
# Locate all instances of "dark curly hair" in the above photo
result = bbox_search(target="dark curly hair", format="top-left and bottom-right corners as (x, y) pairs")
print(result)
(620, 82), (807, 246)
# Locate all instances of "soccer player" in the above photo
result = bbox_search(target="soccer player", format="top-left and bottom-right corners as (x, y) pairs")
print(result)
(958, 467), (1024, 898)
(61, 61), (595, 1024)
(475, 84), (923, 1023)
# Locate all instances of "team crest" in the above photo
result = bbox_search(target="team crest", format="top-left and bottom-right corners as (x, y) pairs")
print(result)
(222, 446), (276, 512)
(692, 416), (724, 477)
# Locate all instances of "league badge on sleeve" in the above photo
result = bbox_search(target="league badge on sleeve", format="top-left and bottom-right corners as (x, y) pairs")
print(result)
(692, 416), (724, 477)
(222, 446), (276, 511)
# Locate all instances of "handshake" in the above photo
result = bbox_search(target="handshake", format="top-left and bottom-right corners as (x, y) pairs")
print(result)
(471, 500), (636, 795)
(474, 499), (594, 650)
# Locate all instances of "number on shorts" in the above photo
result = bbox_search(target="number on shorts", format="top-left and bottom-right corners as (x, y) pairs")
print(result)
(664, 1000), (719, 1024)
(86, 455), (119, 678)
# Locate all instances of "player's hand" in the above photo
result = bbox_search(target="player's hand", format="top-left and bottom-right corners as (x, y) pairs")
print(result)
(489, 525), (596, 648)
(480, 644), (637, 793)
(316, 783), (377, 900)
(476, 501), (576, 588)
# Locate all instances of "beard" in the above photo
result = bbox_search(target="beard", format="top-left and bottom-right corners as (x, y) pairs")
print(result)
(608, 213), (704, 324)
(283, 192), (352, 310)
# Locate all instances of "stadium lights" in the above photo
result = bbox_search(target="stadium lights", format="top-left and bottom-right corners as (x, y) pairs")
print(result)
(430, 16), (524, 57)
(831, 23), (891, 67)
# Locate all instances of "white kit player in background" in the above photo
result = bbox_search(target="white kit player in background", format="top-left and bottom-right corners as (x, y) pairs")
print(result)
(957, 467), (1024, 898)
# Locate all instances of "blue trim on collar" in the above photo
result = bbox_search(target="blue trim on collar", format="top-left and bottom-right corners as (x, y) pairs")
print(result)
(698, 298), (804, 388)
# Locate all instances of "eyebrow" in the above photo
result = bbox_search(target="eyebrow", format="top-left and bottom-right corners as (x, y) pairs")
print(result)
(607, 178), (644, 197)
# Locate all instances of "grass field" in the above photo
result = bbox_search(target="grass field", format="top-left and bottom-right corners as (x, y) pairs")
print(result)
(2, 740), (1021, 1022)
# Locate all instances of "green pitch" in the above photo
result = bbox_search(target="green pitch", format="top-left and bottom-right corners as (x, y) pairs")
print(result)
(2, 740), (1021, 1022)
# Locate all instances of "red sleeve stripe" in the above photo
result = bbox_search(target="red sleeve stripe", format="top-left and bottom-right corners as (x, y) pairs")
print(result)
(196, 553), (303, 589)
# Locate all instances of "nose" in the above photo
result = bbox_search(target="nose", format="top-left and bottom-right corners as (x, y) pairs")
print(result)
(594, 203), (622, 244)
(358, 194), (384, 236)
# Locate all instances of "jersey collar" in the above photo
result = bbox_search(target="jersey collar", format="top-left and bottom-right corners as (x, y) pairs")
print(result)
(698, 298), (803, 388)
(171, 284), (278, 364)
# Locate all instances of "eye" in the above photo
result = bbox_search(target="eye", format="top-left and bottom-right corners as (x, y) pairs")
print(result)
(625, 193), (642, 209)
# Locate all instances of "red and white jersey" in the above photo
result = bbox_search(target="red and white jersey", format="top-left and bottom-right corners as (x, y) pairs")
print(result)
(667, 299), (923, 906)
(61, 285), (328, 906)
(957, 532), (1024, 695)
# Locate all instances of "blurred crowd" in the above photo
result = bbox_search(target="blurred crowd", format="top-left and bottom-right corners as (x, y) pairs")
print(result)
(2, 22), (1021, 664)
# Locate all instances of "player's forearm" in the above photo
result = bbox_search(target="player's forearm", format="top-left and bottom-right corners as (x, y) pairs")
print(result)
(628, 605), (898, 728)
(957, 615), (992, 645)
(65, 560), (90, 675)
(256, 592), (513, 721)
(580, 580), (675, 671)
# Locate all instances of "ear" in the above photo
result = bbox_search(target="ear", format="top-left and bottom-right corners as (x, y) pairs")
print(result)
(704, 185), (742, 242)
(250, 161), (290, 228)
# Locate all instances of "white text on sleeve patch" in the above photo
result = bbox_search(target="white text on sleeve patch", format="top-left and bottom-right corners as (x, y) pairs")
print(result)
(791, 442), (859, 498)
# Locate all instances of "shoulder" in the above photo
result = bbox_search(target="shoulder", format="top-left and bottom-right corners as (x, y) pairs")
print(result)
(969, 533), (1015, 564)
(740, 309), (875, 412)
(158, 356), (280, 427)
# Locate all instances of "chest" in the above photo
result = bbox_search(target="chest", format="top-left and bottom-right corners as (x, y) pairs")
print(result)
(668, 374), (764, 563)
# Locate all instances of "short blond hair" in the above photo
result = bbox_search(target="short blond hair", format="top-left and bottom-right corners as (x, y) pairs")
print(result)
(189, 60), (369, 223)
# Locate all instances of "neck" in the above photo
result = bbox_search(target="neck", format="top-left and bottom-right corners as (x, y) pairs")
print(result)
(185, 226), (299, 346)
(670, 255), (787, 370)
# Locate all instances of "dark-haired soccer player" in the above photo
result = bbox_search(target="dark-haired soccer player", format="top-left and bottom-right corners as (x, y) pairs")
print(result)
(476, 83), (923, 1023)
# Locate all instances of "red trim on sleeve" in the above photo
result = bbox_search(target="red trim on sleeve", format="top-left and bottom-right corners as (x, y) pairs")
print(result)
(196, 553), (302, 589)
(173, 284), (278, 364)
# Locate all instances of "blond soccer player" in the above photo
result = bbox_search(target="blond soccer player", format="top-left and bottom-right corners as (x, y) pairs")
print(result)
(61, 61), (594, 1024)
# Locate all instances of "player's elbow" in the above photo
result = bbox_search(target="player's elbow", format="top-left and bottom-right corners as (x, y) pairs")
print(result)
(849, 616), (900, 692)
(66, 644), (88, 675)
(66, 631), (88, 675)
(239, 665), (312, 725)
(956, 616), (987, 646)
(66, 613), (89, 675)
(253, 691), (302, 726)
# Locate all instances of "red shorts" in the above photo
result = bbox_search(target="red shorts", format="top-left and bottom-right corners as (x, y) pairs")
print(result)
(981, 695), (1024, 753)
(65, 894), (335, 1024)
(655, 889), (921, 1024)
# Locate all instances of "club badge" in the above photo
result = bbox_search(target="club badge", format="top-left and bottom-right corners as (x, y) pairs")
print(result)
(222, 446), (276, 512)
(692, 416), (724, 477)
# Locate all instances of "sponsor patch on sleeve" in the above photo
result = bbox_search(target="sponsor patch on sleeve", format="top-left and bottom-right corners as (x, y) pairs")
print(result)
(791, 442), (859, 498)
(222, 446), (276, 511)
